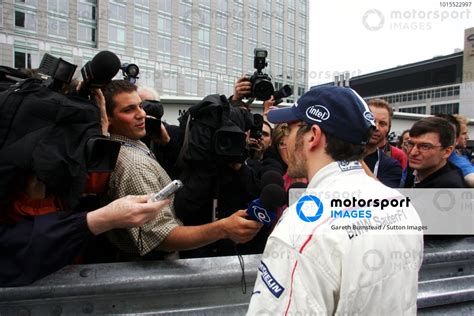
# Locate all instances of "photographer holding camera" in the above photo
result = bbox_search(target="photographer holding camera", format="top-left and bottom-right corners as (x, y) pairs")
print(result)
(173, 50), (291, 257)
(0, 52), (176, 286)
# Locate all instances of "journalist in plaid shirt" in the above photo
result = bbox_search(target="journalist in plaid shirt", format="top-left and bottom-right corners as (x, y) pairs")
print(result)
(102, 80), (262, 257)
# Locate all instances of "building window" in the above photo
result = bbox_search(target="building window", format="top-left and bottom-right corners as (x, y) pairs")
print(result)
(233, 35), (242, 52)
(198, 28), (210, 44)
(288, 23), (295, 38)
(261, 29), (271, 48)
(232, 53), (242, 70)
(158, 15), (172, 33)
(399, 106), (426, 114)
(135, 0), (149, 8)
(275, 33), (283, 49)
(48, 17), (68, 38)
(134, 31), (149, 49)
(139, 68), (154, 87)
(248, 23), (257, 41)
(298, 86), (305, 97)
(78, 1), (96, 21)
(204, 79), (216, 95)
(179, 20), (192, 38)
(200, 9), (211, 26)
(179, 41), (191, 58)
(109, 2), (126, 22)
(179, 2), (192, 17)
(184, 76), (198, 96)
(14, 50), (39, 68)
(198, 45), (209, 63)
(134, 9), (149, 28)
(157, 36), (171, 54)
(431, 103), (459, 115)
(158, 0), (172, 13)
(216, 0), (227, 12)
(15, 0), (37, 7)
(15, 10), (36, 31)
(262, 13), (271, 30)
(216, 49), (227, 66)
(162, 71), (177, 94)
(47, 0), (68, 14)
(287, 9), (295, 24)
(109, 24), (125, 45)
(233, 18), (243, 36)
(78, 24), (95, 43)
(276, 18), (283, 33)
(216, 31), (227, 48)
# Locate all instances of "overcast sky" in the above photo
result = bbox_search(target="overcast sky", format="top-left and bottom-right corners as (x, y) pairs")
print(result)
(307, 0), (473, 87)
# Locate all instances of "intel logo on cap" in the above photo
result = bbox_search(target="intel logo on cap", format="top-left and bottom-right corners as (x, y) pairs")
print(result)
(306, 105), (330, 122)
(363, 111), (375, 122)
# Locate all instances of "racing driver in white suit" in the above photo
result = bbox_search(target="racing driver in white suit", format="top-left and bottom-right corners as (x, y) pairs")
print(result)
(247, 86), (423, 315)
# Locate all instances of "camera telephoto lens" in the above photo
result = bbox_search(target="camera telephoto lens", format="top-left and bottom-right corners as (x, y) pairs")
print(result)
(253, 78), (274, 101)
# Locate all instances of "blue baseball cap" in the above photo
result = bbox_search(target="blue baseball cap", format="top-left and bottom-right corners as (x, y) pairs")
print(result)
(267, 86), (376, 145)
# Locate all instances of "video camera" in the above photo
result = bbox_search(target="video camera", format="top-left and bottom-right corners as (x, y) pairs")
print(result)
(179, 94), (261, 164)
(247, 48), (294, 102)
(0, 51), (122, 207)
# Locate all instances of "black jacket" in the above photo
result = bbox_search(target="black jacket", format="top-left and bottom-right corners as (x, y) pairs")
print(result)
(0, 79), (104, 286)
(404, 162), (467, 188)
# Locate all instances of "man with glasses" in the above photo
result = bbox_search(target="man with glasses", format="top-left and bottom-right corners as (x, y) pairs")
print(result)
(404, 117), (466, 188)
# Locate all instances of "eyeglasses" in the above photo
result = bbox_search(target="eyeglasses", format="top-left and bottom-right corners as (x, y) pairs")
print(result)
(404, 141), (443, 152)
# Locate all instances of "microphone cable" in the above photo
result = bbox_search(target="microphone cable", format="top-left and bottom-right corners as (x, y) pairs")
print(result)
(233, 242), (247, 294)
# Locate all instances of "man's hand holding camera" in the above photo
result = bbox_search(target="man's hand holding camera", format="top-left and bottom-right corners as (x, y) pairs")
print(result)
(231, 76), (252, 105)
(248, 136), (265, 161)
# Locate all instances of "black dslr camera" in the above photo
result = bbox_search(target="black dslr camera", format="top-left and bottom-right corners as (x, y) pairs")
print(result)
(249, 48), (274, 101)
(142, 100), (164, 139)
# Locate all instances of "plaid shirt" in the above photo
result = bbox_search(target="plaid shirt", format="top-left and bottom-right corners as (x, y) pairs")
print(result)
(107, 134), (182, 255)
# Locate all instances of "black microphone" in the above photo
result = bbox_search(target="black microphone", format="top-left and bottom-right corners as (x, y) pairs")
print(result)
(81, 50), (121, 89)
(246, 184), (286, 226)
(261, 170), (284, 189)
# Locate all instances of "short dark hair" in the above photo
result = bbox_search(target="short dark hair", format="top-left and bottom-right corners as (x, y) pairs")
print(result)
(262, 120), (273, 136)
(297, 122), (368, 161)
(102, 80), (137, 117)
(434, 114), (460, 139)
(409, 117), (455, 148)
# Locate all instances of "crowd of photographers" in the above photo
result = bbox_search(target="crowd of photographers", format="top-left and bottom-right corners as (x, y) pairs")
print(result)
(0, 49), (472, 288)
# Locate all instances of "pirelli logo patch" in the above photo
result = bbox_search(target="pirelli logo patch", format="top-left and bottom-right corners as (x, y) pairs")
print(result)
(259, 261), (285, 298)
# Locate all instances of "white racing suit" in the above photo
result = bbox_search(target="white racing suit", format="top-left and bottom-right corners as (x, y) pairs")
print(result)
(248, 161), (423, 315)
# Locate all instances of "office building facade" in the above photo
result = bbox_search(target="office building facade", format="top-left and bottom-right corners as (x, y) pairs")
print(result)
(0, 0), (309, 100)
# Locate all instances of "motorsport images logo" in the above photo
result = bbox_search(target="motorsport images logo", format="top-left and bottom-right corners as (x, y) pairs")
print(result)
(295, 193), (411, 226)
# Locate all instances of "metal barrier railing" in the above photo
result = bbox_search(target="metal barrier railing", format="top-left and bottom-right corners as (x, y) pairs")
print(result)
(1, 238), (473, 315)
